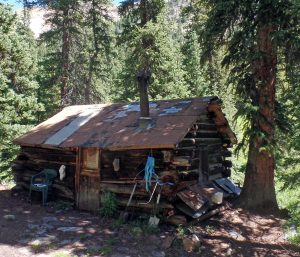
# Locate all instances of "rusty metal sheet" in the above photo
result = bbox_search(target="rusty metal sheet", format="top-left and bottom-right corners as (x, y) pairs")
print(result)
(15, 97), (231, 150)
(177, 189), (207, 211)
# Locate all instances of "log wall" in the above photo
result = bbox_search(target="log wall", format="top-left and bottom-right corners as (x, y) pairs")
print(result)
(12, 146), (76, 201)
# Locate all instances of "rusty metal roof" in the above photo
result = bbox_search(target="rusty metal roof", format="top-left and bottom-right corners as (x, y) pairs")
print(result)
(15, 97), (232, 150)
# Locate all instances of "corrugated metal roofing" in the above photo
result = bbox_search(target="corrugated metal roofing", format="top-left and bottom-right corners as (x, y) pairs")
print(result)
(15, 97), (226, 150)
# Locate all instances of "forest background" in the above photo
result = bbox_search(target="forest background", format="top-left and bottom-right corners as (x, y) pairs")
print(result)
(0, 0), (299, 244)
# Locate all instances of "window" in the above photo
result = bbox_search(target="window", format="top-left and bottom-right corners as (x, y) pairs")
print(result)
(83, 148), (99, 170)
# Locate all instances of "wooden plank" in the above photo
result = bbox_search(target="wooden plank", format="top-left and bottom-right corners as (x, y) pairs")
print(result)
(100, 183), (148, 196)
(81, 171), (100, 177)
(177, 189), (207, 211)
(116, 197), (174, 210)
(78, 175), (100, 211)
(75, 147), (81, 207)
(107, 143), (175, 151)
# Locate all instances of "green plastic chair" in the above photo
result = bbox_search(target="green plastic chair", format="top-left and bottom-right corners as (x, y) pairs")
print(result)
(29, 169), (57, 205)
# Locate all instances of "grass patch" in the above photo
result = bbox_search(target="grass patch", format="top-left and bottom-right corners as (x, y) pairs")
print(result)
(276, 179), (300, 245)
(99, 192), (118, 218)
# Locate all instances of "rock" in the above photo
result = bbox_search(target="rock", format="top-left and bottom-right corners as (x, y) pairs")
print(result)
(160, 235), (174, 249)
(150, 250), (165, 257)
(182, 234), (201, 253)
(58, 239), (72, 246)
(228, 230), (245, 241)
(226, 247), (233, 256)
(43, 224), (54, 230)
(3, 214), (16, 221)
(36, 228), (47, 235)
(111, 254), (132, 257)
(57, 226), (83, 232)
(27, 224), (40, 230)
(42, 216), (58, 223)
(220, 243), (230, 249)
(29, 235), (56, 246)
(115, 246), (130, 252)
(86, 227), (97, 234)
(284, 224), (297, 240)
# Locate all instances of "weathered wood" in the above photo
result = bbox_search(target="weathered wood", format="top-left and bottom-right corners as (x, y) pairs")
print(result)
(78, 175), (100, 211)
(116, 197), (174, 210)
(100, 183), (148, 196)
(165, 215), (187, 225)
(172, 157), (191, 166)
(189, 205), (227, 225)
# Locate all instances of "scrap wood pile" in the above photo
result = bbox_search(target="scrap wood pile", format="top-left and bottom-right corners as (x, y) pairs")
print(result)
(102, 171), (240, 225)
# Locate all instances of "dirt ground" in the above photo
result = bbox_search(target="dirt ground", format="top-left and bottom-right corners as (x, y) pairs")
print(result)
(0, 184), (299, 257)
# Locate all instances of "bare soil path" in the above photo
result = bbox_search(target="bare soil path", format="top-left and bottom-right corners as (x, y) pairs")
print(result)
(0, 185), (299, 257)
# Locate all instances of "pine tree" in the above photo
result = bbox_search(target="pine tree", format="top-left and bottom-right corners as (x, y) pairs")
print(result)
(190, 0), (300, 209)
(28, 0), (116, 108)
(117, 0), (189, 101)
(0, 4), (42, 180)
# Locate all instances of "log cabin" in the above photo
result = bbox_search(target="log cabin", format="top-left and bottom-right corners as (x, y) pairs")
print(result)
(12, 96), (237, 220)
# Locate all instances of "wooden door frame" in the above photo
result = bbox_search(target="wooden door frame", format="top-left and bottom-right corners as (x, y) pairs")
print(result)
(75, 147), (101, 209)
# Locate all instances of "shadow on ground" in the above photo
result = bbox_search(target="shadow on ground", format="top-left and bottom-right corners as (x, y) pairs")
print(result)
(0, 185), (299, 257)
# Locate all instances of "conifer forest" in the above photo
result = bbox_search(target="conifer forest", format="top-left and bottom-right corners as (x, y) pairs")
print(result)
(1, 0), (300, 254)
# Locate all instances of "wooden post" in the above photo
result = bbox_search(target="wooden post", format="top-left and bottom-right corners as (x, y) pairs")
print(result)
(75, 147), (81, 208)
(198, 146), (209, 185)
(198, 146), (203, 185)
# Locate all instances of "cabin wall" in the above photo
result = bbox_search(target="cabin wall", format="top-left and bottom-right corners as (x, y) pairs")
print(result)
(174, 113), (232, 182)
(99, 110), (233, 213)
(12, 146), (76, 201)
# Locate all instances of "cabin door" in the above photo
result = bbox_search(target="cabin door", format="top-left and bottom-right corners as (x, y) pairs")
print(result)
(77, 148), (101, 211)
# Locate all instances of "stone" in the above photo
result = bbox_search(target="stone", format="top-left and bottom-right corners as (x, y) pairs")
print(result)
(29, 235), (56, 246)
(43, 224), (55, 230)
(57, 226), (83, 232)
(150, 250), (166, 257)
(42, 216), (58, 223)
(228, 230), (245, 241)
(111, 254), (132, 257)
(115, 246), (130, 252)
(220, 243), (230, 249)
(58, 239), (72, 246)
(27, 223), (40, 230)
(36, 228), (47, 235)
(182, 234), (201, 253)
(160, 235), (174, 249)
(3, 214), (15, 221)
(226, 247), (233, 256)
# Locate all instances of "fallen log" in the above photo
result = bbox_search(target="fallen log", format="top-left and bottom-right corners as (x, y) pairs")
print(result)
(188, 205), (227, 225)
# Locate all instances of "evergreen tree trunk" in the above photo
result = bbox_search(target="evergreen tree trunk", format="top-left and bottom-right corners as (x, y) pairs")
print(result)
(239, 23), (278, 210)
(61, 7), (71, 107)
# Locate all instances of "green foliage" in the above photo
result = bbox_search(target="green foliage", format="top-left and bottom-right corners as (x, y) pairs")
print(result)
(99, 191), (118, 217)
(0, 4), (42, 180)
(116, 0), (189, 101)
(128, 217), (160, 236)
(33, 0), (117, 108)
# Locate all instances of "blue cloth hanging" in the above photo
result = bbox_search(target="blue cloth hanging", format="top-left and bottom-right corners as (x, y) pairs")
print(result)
(144, 156), (155, 192)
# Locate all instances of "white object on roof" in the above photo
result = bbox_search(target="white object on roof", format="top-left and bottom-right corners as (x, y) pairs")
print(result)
(44, 108), (102, 146)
